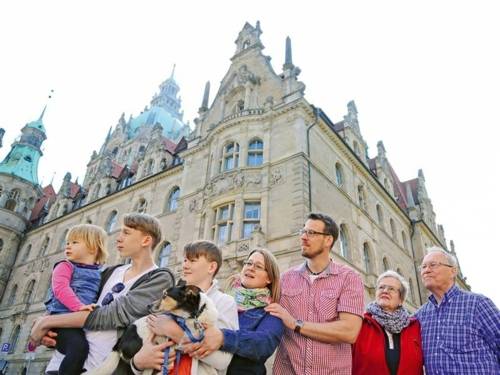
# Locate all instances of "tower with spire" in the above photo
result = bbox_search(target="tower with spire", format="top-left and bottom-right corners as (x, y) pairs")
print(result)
(0, 107), (47, 299)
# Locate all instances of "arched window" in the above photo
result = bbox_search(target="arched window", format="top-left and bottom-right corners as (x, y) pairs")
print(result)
(158, 242), (172, 268)
(221, 142), (239, 171)
(390, 219), (397, 241)
(7, 285), (17, 305)
(0, 238), (3, 254)
(247, 139), (263, 167)
(401, 231), (408, 250)
(409, 278), (416, 303)
(5, 189), (20, 211)
(135, 198), (147, 213)
(21, 244), (31, 263)
(353, 141), (360, 157)
(106, 210), (118, 233)
(335, 163), (343, 186)
(362, 243), (372, 273)
(105, 184), (112, 195)
(61, 204), (69, 215)
(382, 257), (390, 271)
(9, 325), (20, 354)
(339, 225), (350, 259)
(93, 184), (101, 200)
(357, 185), (366, 210)
(376, 204), (384, 227)
(23, 280), (35, 303)
(145, 159), (154, 176)
(40, 237), (50, 256)
(167, 188), (180, 212)
(112, 147), (119, 158)
(160, 158), (168, 171)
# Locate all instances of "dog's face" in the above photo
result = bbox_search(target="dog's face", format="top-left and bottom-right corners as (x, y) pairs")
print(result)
(150, 279), (202, 315)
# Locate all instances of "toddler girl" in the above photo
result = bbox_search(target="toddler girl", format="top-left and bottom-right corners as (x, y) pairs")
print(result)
(43, 224), (108, 374)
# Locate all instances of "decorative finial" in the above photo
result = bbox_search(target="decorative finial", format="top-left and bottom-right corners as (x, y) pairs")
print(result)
(201, 81), (210, 109)
(39, 90), (54, 121)
(284, 36), (293, 69)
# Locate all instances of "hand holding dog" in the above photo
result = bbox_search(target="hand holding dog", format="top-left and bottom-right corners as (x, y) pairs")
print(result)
(147, 314), (186, 343)
(133, 334), (175, 371)
(184, 326), (224, 359)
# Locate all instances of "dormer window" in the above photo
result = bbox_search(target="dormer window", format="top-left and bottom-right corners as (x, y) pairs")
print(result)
(242, 40), (250, 50)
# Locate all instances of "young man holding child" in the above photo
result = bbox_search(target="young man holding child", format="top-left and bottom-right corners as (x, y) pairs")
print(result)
(30, 213), (175, 373)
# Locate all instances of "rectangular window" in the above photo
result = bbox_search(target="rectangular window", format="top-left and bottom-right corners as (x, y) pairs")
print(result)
(242, 202), (261, 238)
(213, 203), (234, 244)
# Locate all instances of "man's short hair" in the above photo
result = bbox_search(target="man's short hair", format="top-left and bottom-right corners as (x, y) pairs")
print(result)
(184, 240), (222, 277)
(426, 246), (458, 267)
(123, 213), (162, 250)
(307, 212), (339, 247)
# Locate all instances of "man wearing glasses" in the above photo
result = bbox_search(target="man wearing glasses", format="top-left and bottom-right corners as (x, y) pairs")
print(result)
(266, 212), (364, 375)
(415, 247), (500, 374)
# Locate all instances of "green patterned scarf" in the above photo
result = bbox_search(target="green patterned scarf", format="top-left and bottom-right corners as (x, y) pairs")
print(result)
(228, 277), (272, 311)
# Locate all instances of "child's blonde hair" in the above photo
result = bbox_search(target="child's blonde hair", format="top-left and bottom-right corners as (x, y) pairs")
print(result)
(67, 224), (108, 265)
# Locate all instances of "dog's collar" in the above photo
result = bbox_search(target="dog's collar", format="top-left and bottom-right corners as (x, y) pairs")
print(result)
(191, 302), (207, 319)
(163, 312), (205, 343)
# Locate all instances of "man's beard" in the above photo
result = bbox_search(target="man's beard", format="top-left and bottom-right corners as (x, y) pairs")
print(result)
(301, 246), (323, 259)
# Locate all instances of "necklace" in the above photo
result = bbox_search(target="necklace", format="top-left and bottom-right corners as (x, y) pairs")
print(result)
(306, 262), (330, 276)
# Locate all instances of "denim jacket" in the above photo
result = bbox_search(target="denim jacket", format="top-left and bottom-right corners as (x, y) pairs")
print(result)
(45, 261), (101, 314)
(222, 307), (284, 375)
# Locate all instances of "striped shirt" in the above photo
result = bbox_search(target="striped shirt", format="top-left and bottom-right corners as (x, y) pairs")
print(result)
(273, 261), (364, 375)
(415, 285), (500, 374)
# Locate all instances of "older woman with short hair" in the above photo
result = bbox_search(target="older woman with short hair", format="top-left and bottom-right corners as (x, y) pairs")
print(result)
(352, 270), (423, 375)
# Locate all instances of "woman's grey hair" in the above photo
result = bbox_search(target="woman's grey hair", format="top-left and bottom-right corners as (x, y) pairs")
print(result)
(377, 270), (409, 303)
(426, 246), (458, 267)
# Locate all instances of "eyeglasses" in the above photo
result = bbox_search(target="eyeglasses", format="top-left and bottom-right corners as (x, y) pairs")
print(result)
(377, 284), (400, 294)
(102, 282), (125, 306)
(242, 260), (267, 272)
(419, 262), (454, 272)
(299, 228), (332, 237)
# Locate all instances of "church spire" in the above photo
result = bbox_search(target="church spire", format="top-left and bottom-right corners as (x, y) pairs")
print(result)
(0, 107), (48, 185)
(170, 63), (176, 79)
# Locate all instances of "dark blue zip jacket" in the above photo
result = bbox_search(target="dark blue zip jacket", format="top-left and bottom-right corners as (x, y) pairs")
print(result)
(221, 307), (284, 374)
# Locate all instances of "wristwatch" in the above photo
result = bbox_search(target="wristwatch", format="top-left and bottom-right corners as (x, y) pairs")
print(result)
(294, 319), (304, 334)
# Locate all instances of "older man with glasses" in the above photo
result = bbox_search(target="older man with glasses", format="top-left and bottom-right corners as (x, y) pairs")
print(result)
(415, 246), (500, 374)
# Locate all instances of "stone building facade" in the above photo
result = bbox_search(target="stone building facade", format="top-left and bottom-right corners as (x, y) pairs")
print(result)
(0, 22), (467, 373)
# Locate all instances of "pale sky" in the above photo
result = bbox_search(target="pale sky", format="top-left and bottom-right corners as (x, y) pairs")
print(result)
(1, 1), (499, 305)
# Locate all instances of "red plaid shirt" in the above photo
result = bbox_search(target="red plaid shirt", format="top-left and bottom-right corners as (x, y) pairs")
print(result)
(273, 261), (364, 375)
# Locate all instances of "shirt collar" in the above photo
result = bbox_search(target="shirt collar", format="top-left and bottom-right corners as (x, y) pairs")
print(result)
(299, 259), (339, 277)
(429, 284), (459, 306)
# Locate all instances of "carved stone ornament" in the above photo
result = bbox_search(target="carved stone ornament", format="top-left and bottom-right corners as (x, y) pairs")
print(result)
(188, 199), (198, 213)
(270, 168), (284, 186)
(237, 65), (260, 85)
(204, 171), (263, 197)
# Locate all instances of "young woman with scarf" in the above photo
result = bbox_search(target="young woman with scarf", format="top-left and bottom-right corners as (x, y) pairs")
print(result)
(185, 248), (284, 375)
(352, 270), (423, 375)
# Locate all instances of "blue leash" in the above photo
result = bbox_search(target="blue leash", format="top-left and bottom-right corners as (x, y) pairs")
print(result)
(162, 313), (205, 375)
